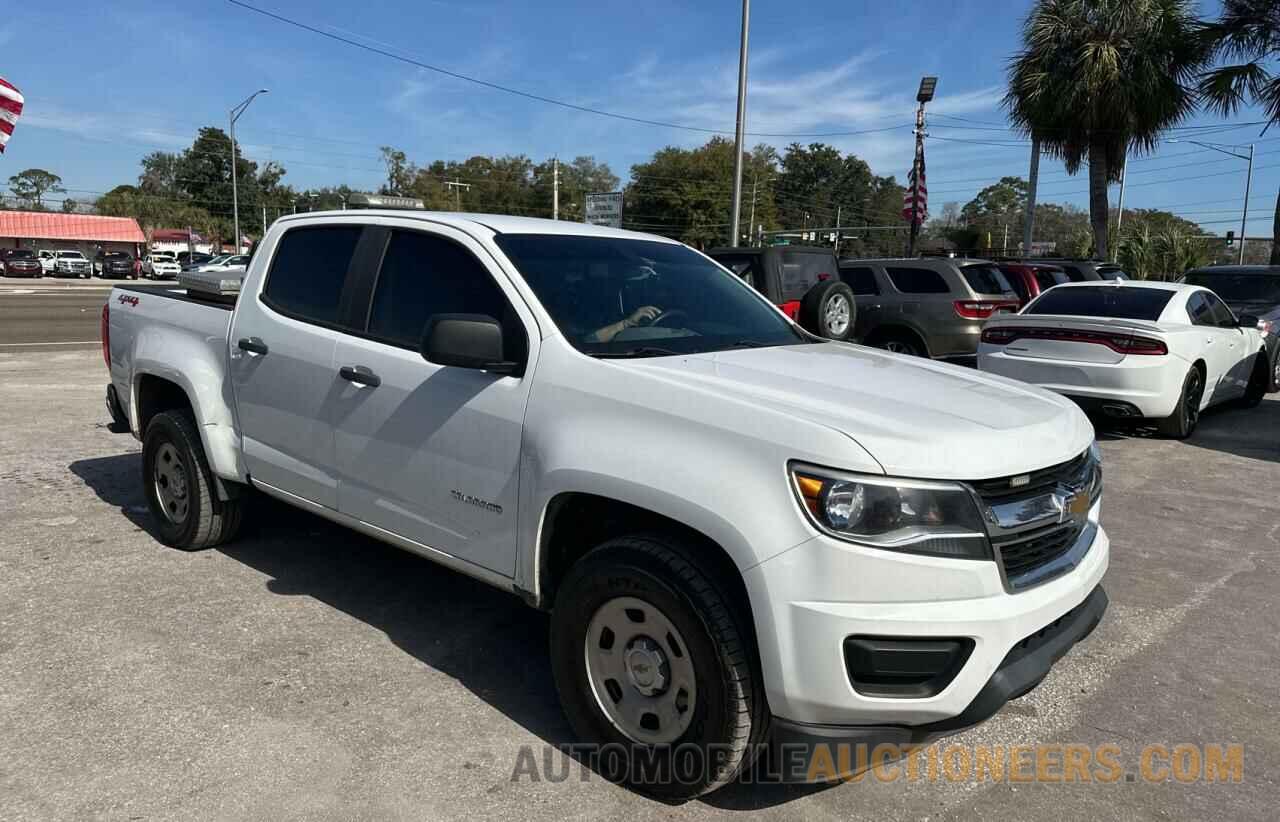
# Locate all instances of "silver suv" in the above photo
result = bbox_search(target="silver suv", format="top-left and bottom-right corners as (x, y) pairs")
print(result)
(839, 257), (1020, 361)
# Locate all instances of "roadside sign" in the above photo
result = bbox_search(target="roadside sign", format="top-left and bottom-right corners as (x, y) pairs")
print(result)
(585, 192), (624, 228)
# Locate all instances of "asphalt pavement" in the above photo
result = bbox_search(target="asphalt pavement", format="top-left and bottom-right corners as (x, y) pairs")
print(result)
(1, 321), (1278, 819)
(0, 276), (121, 350)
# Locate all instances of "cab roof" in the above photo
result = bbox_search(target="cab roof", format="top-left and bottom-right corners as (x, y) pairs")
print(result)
(276, 210), (677, 243)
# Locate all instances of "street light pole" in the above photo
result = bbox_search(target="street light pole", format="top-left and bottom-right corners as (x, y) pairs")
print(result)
(728, 0), (750, 247)
(1166, 138), (1253, 264)
(906, 76), (937, 258)
(229, 89), (268, 254)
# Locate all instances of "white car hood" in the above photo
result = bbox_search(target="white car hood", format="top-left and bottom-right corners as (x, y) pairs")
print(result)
(629, 342), (1094, 480)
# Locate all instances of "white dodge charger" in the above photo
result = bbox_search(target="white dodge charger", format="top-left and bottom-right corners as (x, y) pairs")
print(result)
(978, 281), (1271, 438)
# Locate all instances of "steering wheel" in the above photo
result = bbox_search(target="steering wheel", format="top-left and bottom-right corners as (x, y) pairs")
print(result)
(647, 309), (688, 327)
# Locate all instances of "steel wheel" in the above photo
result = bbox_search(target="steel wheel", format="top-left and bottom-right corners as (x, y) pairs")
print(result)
(584, 595), (697, 745)
(152, 442), (190, 524)
(824, 293), (851, 337)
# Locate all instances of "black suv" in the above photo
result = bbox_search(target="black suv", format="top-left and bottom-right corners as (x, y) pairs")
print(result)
(1026, 258), (1128, 282)
(95, 251), (138, 279)
(1182, 265), (1280, 391)
(705, 245), (856, 340)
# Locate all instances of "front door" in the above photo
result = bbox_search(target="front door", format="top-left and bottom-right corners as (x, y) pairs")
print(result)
(331, 224), (536, 577)
(1188, 291), (1242, 403)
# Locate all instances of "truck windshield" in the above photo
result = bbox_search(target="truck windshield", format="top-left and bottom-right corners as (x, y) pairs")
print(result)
(495, 235), (807, 357)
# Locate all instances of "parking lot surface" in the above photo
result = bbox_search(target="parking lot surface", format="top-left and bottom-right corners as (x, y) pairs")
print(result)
(2, 344), (1278, 818)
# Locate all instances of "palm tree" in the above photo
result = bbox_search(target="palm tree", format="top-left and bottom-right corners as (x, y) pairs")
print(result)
(1005, 0), (1208, 260)
(1199, 0), (1280, 264)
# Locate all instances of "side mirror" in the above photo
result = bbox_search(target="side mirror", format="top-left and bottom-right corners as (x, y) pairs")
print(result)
(421, 314), (519, 375)
(1237, 313), (1259, 330)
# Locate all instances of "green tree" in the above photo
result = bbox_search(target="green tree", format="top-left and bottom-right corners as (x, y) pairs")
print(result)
(1117, 225), (1158, 278)
(7, 168), (64, 210)
(960, 176), (1029, 253)
(1199, 0), (1280, 263)
(1005, 0), (1208, 260)
(774, 142), (906, 255)
(379, 146), (415, 195)
(530, 156), (620, 222)
(61, 198), (78, 213)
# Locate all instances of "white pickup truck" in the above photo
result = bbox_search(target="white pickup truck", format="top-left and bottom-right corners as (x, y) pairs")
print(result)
(103, 211), (1108, 796)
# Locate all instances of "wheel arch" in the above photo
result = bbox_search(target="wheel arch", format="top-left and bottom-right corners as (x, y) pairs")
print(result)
(132, 371), (243, 498)
(864, 323), (930, 356)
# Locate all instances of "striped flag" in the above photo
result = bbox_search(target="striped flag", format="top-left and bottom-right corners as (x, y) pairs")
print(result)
(901, 138), (927, 224)
(0, 77), (24, 154)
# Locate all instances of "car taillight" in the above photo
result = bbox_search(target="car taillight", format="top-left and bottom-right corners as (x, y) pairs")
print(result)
(979, 325), (1167, 355)
(101, 304), (110, 368)
(954, 300), (1019, 319)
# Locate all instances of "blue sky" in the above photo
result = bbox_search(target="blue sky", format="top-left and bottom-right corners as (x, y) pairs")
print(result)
(2, 0), (1275, 236)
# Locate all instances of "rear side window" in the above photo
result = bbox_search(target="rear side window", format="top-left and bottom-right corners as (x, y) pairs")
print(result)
(1058, 264), (1087, 282)
(1098, 266), (1128, 281)
(885, 266), (949, 294)
(1034, 269), (1068, 290)
(779, 251), (834, 300)
(262, 226), (362, 325)
(1027, 286), (1175, 321)
(367, 230), (526, 362)
(1000, 269), (1031, 302)
(961, 264), (1015, 296)
(840, 266), (879, 295)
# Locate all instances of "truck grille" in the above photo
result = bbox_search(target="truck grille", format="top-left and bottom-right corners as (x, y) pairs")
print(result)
(970, 450), (1099, 590)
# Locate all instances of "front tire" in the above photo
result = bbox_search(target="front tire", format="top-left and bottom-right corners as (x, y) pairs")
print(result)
(1158, 365), (1204, 439)
(142, 410), (244, 550)
(1241, 354), (1269, 408)
(550, 535), (766, 799)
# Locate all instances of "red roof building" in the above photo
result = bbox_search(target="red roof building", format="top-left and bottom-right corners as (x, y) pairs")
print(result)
(0, 211), (145, 243)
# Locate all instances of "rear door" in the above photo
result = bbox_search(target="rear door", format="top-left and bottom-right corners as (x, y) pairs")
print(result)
(331, 222), (538, 577)
(228, 222), (367, 509)
(840, 264), (881, 338)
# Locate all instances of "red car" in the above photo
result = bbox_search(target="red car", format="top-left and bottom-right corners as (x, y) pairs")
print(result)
(0, 248), (43, 278)
(996, 261), (1071, 307)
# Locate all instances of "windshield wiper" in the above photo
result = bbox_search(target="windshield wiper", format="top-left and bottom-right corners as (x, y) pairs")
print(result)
(592, 346), (683, 359)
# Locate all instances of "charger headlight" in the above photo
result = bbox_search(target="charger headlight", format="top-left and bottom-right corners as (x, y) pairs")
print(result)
(792, 466), (991, 559)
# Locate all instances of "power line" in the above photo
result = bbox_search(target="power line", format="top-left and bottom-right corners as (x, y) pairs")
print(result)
(226, 0), (913, 140)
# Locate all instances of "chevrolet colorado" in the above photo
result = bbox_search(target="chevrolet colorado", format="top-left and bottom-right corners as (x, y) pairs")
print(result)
(103, 211), (1109, 797)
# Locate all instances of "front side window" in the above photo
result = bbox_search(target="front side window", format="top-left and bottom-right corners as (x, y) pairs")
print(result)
(495, 235), (807, 357)
(885, 266), (950, 294)
(840, 266), (879, 295)
(1027, 286), (1175, 321)
(1202, 292), (1238, 328)
(262, 226), (362, 325)
(366, 230), (525, 363)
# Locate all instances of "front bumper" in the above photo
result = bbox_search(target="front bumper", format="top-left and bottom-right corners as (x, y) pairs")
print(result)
(769, 585), (1108, 781)
(746, 510), (1107, 727)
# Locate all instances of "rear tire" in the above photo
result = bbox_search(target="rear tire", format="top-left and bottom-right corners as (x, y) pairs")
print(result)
(1240, 354), (1268, 408)
(1158, 365), (1204, 439)
(799, 280), (856, 340)
(142, 410), (244, 550)
(550, 535), (766, 799)
(871, 328), (927, 357)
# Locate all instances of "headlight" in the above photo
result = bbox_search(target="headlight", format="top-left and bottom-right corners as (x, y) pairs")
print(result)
(791, 465), (991, 559)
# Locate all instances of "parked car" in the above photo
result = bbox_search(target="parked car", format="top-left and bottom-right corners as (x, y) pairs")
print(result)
(95, 251), (139, 279)
(705, 245), (855, 340)
(1181, 265), (1280, 391)
(1029, 258), (1128, 282)
(837, 257), (1021, 360)
(103, 211), (1108, 796)
(978, 281), (1270, 438)
(996, 261), (1071, 307)
(52, 250), (92, 278)
(177, 251), (215, 269)
(143, 253), (181, 280)
(38, 250), (57, 274)
(0, 248), (43, 278)
(195, 254), (251, 272)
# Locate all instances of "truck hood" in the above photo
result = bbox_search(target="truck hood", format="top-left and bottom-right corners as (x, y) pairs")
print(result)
(629, 342), (1093, 480)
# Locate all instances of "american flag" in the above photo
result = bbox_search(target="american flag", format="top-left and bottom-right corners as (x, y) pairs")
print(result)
(0, 77), (23, 154)
(901, 138), (927, 224)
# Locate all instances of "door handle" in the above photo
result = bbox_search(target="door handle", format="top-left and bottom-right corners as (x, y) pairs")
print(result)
(339, 365), (381, 388)
(237, 336), (268, 356)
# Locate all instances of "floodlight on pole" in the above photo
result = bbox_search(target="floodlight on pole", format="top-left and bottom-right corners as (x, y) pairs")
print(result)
(916, 76), (937, 103)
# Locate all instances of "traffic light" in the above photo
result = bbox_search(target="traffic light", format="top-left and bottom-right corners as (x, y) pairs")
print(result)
(1226, 230), (1235, 246)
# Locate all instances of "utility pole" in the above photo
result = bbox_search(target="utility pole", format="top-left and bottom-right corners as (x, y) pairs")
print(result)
(747, 174), (758, 246)
(1113, 153), (1128, 261)
(552, 157), (560, 220)
(1002, 222), (1009, 256)
(834, 205), (842, 252)
(262, 205), (267, 242)
(229, 89), (269, 254)
(1022, 137), (1039, 257)
(445, 179), (471, 211)
(1239, 144), (1254, 264)
(906, 77), (936, 258)
(728, 0), (750, 247)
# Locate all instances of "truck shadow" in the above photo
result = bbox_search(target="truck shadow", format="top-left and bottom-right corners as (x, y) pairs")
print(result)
(67, 451), (830, 810)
